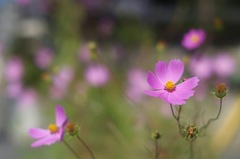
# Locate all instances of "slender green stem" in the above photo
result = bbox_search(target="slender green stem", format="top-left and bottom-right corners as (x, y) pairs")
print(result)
(155, 139), (159, 159)
(77, 135), (95, 159)
(170, 104), (178, 120)
(170, 104), (183, 136)
(63, 139), (81, 159)
(189, 140), (194, 159)
(200, 98), (223, 131)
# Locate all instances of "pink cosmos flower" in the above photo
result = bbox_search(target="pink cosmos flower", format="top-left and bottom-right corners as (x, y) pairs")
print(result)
(213, 53), (236, 78)
(6, 82), (23, 98)
(189, 55), (213, 80)
(85, 64), (110, 87)
(5, 57), (24, 82)
(181, 29), (206, 50)
(126, 68), (149, 102)
(52, 67), (74, 90)
(145, 59), (199, 105)
(78, 43), (91, 63)
(28, 105), (68, 147)
(34, 47), (53, 69)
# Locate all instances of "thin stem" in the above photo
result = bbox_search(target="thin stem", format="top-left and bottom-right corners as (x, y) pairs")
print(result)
(63, 139), (81, 159)
(200, 98), (223, 131)
(189, 140), (194, 159)
(170, 104), (178, 120)
(155, 139), (159, 159)
(77, 135), (95, 159)
(170, 104), (184, 136)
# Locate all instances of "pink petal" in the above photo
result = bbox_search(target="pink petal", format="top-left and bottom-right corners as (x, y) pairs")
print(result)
(28, 128), (50, 139)
(167, 93), (186, 105)
(155, 61), (168, 84)
(55, 105), (67, 127)
(31, 135), (60, 147)
(147, 71), (164, 89)
(145, 90), (169, 103)
(168, 59), (184, 83)
(177, 77), (199, 90)
(173, 89), (194, 100)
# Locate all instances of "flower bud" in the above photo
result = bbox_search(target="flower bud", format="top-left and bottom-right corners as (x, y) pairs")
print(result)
(184, 125), (198, 141)
(65, 122), (80, 136)
(87, 41), (97, 60)
(151, 130), (161, 140)
(214, 83), (227, 98)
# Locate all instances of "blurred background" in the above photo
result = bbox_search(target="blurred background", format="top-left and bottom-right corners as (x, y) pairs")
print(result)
(0, 0), (239, 159)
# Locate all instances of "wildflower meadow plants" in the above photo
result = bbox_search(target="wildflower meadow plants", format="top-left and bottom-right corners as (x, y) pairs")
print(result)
(28, 105), (95, 159)
(145, 59), (227, 159)
(25, 26), (230, 159)
(28, 58), (227, 159)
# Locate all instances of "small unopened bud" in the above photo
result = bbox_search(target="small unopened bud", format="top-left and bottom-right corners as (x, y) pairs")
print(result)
(65, 122), (80, 136)
(183, 125), (198, 141)
(214, 83), (227, 98)
(87, 41), (97, 60)
(151, 130), (161, 140)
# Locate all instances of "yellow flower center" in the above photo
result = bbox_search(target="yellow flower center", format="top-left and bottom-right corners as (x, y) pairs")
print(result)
(165, 81), (176, 92)
(191, 35), (199, 43)
(48, 124), (59, 134)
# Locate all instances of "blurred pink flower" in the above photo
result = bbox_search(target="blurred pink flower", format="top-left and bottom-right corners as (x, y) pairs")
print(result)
(189, 55), (213, 80)
(5, 57), (24, 82)
(78, 43), (91, 63)
(213, 53), (236, 78)
(145, 59), (199, 105)
(34, 48), (53, 69)
(18, 89), (38, 106)
(28, 105), (68, 147)
(98, 18), (114, 37)
(49, 86), (66, 100)
(6, 82), (23, 98)
(85, 64), (110, 87)
(49, 67), (74, 99)
(16, 0), (31, 6)
(126, 69), (149, 102)
(53, 67), (74, 90)
(182, 29), (206, 50)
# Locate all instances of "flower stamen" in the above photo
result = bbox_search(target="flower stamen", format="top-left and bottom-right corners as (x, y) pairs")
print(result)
(191, 35), (199, 43)
(48, 124), (59, 134)
(165, 81), (176, 92)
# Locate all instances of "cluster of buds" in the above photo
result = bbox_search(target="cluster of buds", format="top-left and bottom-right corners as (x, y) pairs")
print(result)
(183, 125), (199, 141)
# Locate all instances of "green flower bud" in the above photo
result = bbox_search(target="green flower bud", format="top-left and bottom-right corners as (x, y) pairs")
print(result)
(65, 122), (80, 137)
(151, 130), (161, 140)
(87, 41), (97, 60)
(214, 83), (227, 99)
(183, 125), (198, 141)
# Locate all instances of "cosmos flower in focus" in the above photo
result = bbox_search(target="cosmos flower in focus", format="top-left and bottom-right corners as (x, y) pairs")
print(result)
(145, 59), (199, 105)
(85, 64), (110, 87)
(182, 29), (206, 50)
(28, 105), (68, 147)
